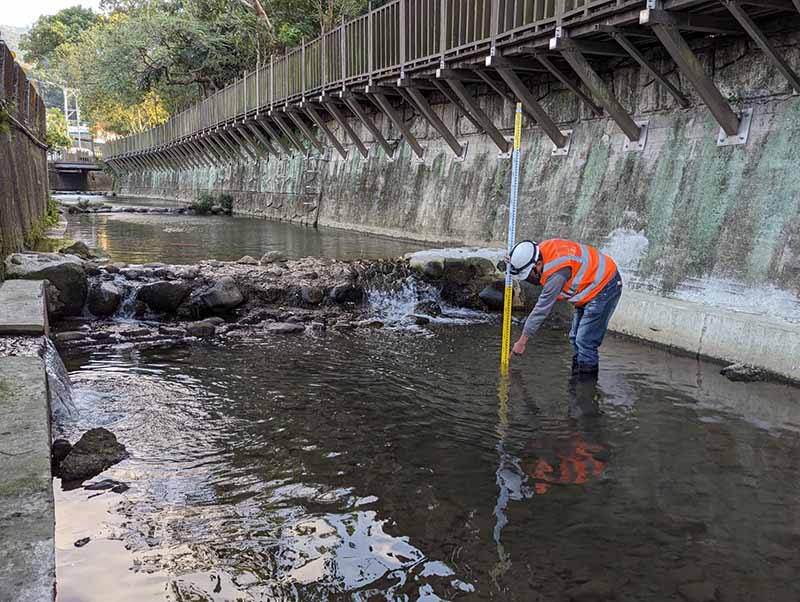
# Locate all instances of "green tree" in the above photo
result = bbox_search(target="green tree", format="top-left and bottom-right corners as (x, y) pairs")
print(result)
(45, 107), (72, 149)
(20, 6), (99, 73)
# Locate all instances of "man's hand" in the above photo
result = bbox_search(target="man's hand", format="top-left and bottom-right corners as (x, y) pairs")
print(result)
(512, 336), (528, 356)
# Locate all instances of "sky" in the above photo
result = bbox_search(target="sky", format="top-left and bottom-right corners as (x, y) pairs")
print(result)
(2, 0), (102, 27)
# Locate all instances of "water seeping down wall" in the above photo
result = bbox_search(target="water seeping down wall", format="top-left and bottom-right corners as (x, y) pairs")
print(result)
(116, 21), (800, 377)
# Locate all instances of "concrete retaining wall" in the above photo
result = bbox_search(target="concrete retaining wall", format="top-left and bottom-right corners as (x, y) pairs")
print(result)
(115, 20), (800, 378)
(0, 42), (49, 274)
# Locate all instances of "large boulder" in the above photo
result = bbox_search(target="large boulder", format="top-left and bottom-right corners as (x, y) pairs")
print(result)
(478, 281), (505, 311)
(59, 241), (94, 260)
(260, 251), (287, 264)
(186, 320), (217, 338)
(301, 285), (324, 305)
(330, 283), (365, 304)
(5, 252), (87, 316)
(137, 281), (191, 313)
(201, 276), (244, 313)
(720, 363), (767, 382)
(87, 282), (122, 317)
(58, 428), (128, 482)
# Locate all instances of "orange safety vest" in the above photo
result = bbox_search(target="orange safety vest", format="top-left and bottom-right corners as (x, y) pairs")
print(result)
(538, 239), (618, 307)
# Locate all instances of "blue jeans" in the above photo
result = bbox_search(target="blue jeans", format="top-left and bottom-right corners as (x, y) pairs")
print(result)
(569, 272), (622, 367)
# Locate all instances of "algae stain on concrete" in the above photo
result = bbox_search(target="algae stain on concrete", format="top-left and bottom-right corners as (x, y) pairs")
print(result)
(639, 116), (689, 282)
(569, 138), (611, 240)
(744, 100), (800, 284)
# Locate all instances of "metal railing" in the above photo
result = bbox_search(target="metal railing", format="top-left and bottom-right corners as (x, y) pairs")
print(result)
(106, 0), (639, 158)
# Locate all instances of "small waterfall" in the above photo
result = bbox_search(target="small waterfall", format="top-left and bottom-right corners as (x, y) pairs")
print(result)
(115, 277), (141, 318)
(367, 277), (490, 327)
(367, 277), (438, 325)
(42, 337), (78, 421)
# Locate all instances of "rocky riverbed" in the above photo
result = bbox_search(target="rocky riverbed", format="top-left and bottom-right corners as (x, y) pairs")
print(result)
(4, 243), (530, 356)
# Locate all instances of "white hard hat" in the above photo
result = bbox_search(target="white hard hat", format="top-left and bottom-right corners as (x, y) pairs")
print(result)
(508, 240), (540, 281)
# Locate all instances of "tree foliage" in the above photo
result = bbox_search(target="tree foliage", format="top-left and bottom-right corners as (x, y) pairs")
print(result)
(24, 0), (374, 136)
(20, 7), (99, 73)
(45, 108), (72, 149)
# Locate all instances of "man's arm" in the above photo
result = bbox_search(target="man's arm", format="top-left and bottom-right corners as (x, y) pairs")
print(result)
(513, 269), (570, 355)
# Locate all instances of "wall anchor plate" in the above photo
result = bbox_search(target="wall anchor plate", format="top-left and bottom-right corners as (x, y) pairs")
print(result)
(412, 144), (428, 164)
(498, 136), (513, 159)
(552, 130), (573, 157)
(454, 141), (469, 162)
(623, 120), (649, 152)
(717, 107), (753, 147)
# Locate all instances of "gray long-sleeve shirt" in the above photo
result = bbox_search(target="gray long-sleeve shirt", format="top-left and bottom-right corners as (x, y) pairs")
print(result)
(522, 267), (570, 338)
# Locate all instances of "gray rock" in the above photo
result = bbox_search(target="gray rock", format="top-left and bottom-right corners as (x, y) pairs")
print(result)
(260, 251), (287, 264)
(54, 331), (87, 344)
(186, 320), (217, 338)
(58, 428), (128, 482)
(120, 267), (144, 280)
(309, 321), (326, 331)
(5, 252), (87, 316)
(356, 319), (384, 329)
(301, 285), (324, 305)
(478, 282), (505, 311)
(237, 255), (259, 265)
(266, 322), (305, 334)
(422, 260), (444, 280)
(158, 325), (185, 337)
(59, 241), (94, 260)
(720, 363), (767, 382)
(176, 266), (200, 279)
(52, 439), (72, 465)
(678, 582), (718, 602)
(87, 282), (121, 317)
(138, 281), (191, 313)
(104, 262), (126, 274)
(204, 316), (226, 326)
(414, 300), (442, 317)
(201, 276), (244, 313)
(414, 316), (430, 326)
(330, 283), (365, 304)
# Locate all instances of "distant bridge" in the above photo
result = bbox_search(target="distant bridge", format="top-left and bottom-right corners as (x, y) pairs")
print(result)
(48, 150), (105, 192)
(103, 0), (800, 169)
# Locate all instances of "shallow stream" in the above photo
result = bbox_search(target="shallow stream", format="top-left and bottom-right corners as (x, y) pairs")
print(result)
(53, 198), (800, 601)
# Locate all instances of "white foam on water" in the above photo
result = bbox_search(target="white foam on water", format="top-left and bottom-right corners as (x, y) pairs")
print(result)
(367, 277), (492, 330)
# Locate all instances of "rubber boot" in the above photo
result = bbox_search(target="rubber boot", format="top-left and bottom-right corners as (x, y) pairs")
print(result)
(577, 363), (599, 378)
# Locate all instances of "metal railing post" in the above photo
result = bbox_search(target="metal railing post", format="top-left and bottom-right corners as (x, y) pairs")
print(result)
(440, 0), (448, 65)
(490, 0), (499, 53)
(301, 38), (306, 100)
(400, 0), (407, 69)
(341, 16), (347, 89)
(368, 1), (373, 81)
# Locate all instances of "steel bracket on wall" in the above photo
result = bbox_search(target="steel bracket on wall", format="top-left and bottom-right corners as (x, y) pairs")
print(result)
(339, 92), (397, 159)
(640, 8), (744, 139)
(486, 55), (570, 152)
(622, 120), (649, 152)
(552, 130), (573, 156)
(400, 87), (467, 159)
(366, 90), (426, 159)
(717, 106), (753, 146)
(550, 34), (647, 150)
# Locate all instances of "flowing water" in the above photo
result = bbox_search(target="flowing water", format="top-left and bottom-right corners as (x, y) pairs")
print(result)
(52, 201), (800, 601)
(57, 195), (428, 265)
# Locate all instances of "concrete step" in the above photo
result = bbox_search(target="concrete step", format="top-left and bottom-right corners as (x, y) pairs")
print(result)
(0, 280), (48, 335)
(0, 356), (55, 602)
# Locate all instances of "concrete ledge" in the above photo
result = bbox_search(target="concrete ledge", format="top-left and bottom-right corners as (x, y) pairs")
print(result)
(0, 280), (48, 335)
(610, 290), (800, 381)
(0, 356), (55, 602)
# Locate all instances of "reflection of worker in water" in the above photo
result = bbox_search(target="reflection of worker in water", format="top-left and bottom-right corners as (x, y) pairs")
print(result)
(525, 435), (609, 495)
(505, 239), (622, 376)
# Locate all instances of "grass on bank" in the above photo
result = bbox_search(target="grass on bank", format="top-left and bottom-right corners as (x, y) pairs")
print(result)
(23, 198), (62, 248)
(190, 192), (233, 214)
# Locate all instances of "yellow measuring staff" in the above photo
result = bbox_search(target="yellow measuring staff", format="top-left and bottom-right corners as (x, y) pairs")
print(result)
(500, 102), (523, 375)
